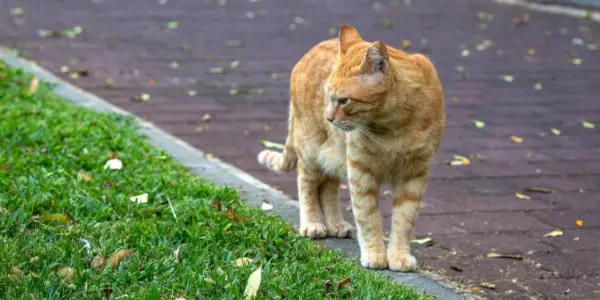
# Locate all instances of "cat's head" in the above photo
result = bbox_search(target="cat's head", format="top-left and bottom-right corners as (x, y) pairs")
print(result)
(324, 24), (392, 132)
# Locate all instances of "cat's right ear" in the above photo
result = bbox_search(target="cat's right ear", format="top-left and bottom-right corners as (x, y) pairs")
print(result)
(338, 24), (363, 55)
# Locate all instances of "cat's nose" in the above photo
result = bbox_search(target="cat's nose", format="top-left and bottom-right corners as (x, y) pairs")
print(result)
(326, 117), (334, 123)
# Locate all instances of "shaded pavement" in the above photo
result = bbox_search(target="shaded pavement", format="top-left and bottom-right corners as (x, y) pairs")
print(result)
(1, 0), (600, 298)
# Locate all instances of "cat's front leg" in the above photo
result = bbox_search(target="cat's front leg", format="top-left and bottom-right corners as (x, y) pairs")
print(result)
(387, 176), (427, 272)
(347, 159), (387, 269)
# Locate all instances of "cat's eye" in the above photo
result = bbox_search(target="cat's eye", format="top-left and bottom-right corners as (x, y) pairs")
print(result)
(337, 97), (349, 105)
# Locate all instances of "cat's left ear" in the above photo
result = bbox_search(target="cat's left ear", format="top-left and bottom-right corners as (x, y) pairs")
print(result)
(359, 41), (389, 74)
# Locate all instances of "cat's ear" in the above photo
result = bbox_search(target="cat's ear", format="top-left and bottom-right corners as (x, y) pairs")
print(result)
(338, 24), (363, 54)
(359, 41), (389, 74)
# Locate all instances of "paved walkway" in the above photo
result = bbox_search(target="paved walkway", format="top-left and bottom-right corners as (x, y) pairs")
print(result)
(2, 0), (599, 299)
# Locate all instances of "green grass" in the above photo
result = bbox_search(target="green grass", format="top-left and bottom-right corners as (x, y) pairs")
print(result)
(0, 60), (426, 299)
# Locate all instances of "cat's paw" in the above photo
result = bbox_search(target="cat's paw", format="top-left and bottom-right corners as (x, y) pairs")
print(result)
(326, 221), (356, 238)
(360, 250), (388, 269)
(299, 222), (327, 239)
(387, 250), (417, 272)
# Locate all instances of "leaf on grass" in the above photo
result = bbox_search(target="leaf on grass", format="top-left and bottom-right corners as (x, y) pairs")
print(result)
(260, 140), (284, 149)
(130, 193), (149, 204)
(336, 277), (352, 289)
(103, 158), (123, 170)
(411, 237), (433, 245)
(486, 253), (523, 260)
(222, 211), (248, 223)
(582, 120), (595, 129)
(28, 76), (39, 95)
(58, 267), (75, 283)
(515, 193), (530, 200)
(544, 228), (563, 237)
(551, 128), (561, 136)
(235, 257), (255, 267)
(524, 187), (554, 194)
(78, 171), (93, 182)
(244, 265), (262, 299)
(40, 213), (73, 225)
(261, 200), (273, 211)
(91, 256), (105, 270)
(10, 267), (24, 280)
(510, 136), (524, 143)
(105, 249), (133, 268)
(480, 282), (496, 289)
(472, 120), (485, 128)
(576, 219), (584, 227)
(209, 200), (222, 210)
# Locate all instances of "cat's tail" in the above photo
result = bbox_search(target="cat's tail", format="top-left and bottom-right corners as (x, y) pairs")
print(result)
(257, 104), (297, 173)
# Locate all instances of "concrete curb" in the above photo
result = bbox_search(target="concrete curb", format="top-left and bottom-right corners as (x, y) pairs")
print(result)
(0, 48), (466, 300)
(494, 0), (600, 21)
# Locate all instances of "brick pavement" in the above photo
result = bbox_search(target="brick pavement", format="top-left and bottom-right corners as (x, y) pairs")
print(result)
(1, 0), (600, 298)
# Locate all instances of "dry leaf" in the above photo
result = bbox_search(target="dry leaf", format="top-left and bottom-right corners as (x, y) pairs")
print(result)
(480, 282), (496, 289)
(515, 193), (531, 200)
(510, 136), (524, 143)
(486, 253), (523, 260)
(209, 200), (222, 210)
(544, 228), (563, 237)
(235, 257), (255, 267)
(10, 267), (24, 280)
(105, 249), (133, 268)
(222, 211), (248, 223)
(28, 77), (39, 95)
(103, 158), (123, 170)
(524, 187), (554, 194)
(337, 277), (352, 289)
(261, 200), (273, 211)
(260, 140), (284, 149)
(130, 193), (149, 204)
(576, 220), (584, 227)
(58, 267), (75, 283)
(91, 256), (106, 269)
(39, 213), (73, 225)
(411, 237), (433, 245)
(78, 171), (92, 182)
(244, 265), (262, 299)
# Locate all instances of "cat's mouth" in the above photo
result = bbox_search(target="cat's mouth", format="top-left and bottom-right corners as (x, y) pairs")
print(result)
(332, 122), (357, 132)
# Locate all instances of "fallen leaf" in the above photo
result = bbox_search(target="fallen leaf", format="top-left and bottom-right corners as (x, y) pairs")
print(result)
(524, 187), (554, 194)
(534, 82), (543, 90)
(103, 158), (123, 170)
(195, 126), (204, 133)
(105, 249), (133, 268)
(130, 193), (149, 204)
(244, 265), (262, 299)
(448, 154), (470, 166)
(572, 58), (582, 65)
(500, 75), (514, 82)
(202, 113), (212, 122)
(171, 61), (180, 69)
(486, 253), (523, 260)
(235, 257), (255, 267)
(515, 193), (531, 200)
(411, 237), (433, 245)
(167, 21), (179, 29)
(91, 256), (106, 269)
(402, 39), (411, 48)
(230, 60), (241, 68)
(510, 136), (524, 143)
(576, 220), (583, 227)
(461, 49), (470, 57)
(209, 67), (224, 74)
(260, 140), (284, 149)
(480, 282), (496, 290)
(10, 267), (24, 280)
(261, 200), (273, 211)
(582, 120), (595, 129)
(544, 228), (563, 237)
(57, 267), (75, 283)
(551, 128), (561, 136)
(28, 76), (39, 95)
(10, 7), (24, 16)
(471, 287), (480, 292)
(222, 211), (248, 223)
(39, 213), (73, 225)
(472, 120), (485, 128)
(78, 171), (93, 182)
(209, 200), (222, 210)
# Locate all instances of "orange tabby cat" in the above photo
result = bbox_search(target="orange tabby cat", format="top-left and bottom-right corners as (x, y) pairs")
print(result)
(257, 24), (445, 271)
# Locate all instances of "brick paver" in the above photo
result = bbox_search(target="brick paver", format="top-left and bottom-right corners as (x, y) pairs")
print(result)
(2, 0), (599, 298)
